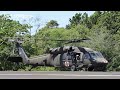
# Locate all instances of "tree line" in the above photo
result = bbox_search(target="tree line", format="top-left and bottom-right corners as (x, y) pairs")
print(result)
(0, 11), (120, 71)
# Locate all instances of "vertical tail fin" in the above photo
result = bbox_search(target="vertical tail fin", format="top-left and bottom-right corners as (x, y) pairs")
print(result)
(16, 42), (29, 64)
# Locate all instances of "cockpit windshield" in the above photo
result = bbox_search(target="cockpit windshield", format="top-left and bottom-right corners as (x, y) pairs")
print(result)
(89, 51), (104, 59)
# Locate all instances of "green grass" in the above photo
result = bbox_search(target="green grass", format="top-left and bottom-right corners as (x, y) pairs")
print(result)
(18, 66), (59, 71)
(31, 66), (57, 71)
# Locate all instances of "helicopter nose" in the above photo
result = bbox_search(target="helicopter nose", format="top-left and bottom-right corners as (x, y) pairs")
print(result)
(97, 59), (108, 64)
(104, 59), (108, 63)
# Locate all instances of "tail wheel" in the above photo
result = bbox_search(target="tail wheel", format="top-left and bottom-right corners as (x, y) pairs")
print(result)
(71, 65), (76, 71)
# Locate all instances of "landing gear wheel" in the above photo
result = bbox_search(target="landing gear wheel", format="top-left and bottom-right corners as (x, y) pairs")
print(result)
(88, 67), (94, 71)
(102, 67), (107, 72)
(71, 65), (76, 71)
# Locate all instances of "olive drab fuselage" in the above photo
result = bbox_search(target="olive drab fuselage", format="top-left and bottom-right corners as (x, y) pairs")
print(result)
(7, 41), (108, 71)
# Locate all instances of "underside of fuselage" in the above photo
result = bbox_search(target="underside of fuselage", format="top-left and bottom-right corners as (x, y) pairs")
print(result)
(7, 57), (107, 71)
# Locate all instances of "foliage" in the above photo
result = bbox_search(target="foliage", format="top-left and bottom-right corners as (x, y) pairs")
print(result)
(45, 20), (59, 28)
(1, 11), (120, 71)
(0, 14), (31, 70)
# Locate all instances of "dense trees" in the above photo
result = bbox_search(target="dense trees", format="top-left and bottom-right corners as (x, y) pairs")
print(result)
(0, 11), (120, 71)
(0, 14), (31, 70)
(45, 20), (59, 28)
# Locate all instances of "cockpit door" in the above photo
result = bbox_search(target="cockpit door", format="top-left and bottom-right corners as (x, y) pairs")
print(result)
(83, 53), (91, 65)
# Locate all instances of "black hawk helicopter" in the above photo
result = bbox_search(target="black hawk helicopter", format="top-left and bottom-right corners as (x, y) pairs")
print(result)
(6, 37), (108, 71)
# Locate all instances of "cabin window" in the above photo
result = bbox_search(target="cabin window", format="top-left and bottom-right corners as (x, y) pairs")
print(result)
(62, 53), (72, 60)
(68, 55), (72, 60)
(62, 53), (67, 60)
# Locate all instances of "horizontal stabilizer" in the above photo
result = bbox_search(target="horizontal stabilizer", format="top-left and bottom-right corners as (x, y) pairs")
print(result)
(7, 57), (22, 62)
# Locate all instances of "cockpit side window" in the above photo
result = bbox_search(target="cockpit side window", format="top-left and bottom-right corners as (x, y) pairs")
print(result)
(84, 53), (90, 59)
(90, 52), (96, 59)
(89, 51), (104, 59)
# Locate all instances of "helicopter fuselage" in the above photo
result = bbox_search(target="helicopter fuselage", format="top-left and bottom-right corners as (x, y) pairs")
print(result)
(42, 46), (108, 71)
(7, 41), (108, 71)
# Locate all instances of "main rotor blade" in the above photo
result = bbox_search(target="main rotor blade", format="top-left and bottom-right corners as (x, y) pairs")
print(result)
(65, 38), (91, 44)
(36, 38), (91, 42)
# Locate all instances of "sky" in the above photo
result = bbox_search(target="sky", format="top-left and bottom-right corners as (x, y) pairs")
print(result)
(0, 11), (95, 35)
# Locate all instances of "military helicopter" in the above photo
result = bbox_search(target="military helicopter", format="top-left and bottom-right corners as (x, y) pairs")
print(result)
(6, 37), (108, 71)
